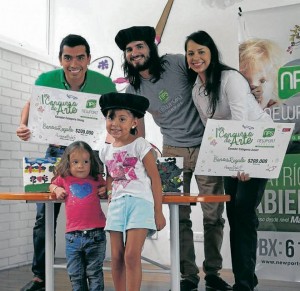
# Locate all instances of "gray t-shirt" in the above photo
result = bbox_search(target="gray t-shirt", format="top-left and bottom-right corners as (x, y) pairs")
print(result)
(126, 54), (204, 147)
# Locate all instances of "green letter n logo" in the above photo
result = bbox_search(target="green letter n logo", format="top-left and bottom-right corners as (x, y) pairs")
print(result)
(86, 99), (97, 108)
(278, 65), (300, 99)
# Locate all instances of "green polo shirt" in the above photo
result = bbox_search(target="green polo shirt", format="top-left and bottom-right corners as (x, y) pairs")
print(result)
(35, 68), (116, 94)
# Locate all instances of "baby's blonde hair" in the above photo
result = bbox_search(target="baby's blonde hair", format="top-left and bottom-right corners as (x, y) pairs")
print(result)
(239, 38), (283, 96)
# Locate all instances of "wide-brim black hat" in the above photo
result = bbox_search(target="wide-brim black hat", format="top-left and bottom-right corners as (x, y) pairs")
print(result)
(99, 92), (149, 119)
(115, 26), (156, 50)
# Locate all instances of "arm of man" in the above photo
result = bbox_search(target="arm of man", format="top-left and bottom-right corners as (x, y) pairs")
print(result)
(16, 100), (31, 141)
(17, 73), (45, 141)
(136, 117), (145, 138)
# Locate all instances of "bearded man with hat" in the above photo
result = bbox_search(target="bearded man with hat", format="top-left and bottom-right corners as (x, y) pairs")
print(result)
(114, 26), (232, 291)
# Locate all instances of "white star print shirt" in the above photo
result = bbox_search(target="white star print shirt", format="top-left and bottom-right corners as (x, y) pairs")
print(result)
(99, 137), (154, 203)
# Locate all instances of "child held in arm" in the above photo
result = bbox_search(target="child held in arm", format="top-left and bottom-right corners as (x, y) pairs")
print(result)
(49, 141), (107, 291)
(99, 92), (166, 291)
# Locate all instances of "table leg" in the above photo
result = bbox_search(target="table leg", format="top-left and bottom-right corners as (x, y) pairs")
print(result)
(169, 204), (180, 291)
(45, 203), (54, 291)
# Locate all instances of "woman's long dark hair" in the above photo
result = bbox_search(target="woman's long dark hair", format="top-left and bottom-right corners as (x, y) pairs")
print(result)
(122, 42), (167, 91)
(53, 141), (100, 181)
(184, 30), (234, 117)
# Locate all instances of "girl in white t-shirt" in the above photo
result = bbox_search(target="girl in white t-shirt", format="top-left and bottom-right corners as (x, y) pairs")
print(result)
(99, 92), (166, 291)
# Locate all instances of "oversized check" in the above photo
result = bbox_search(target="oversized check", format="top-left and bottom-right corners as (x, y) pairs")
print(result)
(28, 86), (107, 150)
(195, 119), (295, 179)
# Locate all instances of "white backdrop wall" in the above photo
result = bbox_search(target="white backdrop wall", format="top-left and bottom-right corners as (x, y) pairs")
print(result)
(0, 0), (300, 275)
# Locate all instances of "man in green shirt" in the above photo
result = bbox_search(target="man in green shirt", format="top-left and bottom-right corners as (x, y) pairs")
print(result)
(16, 34), (116, 291)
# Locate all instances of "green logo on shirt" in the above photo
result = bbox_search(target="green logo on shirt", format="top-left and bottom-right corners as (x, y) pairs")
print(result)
(159, 90), (169, 103)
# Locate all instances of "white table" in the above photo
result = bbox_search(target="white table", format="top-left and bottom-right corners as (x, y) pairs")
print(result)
(0, 192), (230, 291)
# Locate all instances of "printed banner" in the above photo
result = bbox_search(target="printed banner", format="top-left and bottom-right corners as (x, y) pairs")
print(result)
(28, 86), (106, 150)
(239, 3), (300, 282)
(195, 120), (294, 179)
(258, 153), (300, 232)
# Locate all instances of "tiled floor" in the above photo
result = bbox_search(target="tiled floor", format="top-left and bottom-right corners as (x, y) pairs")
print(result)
(0, 259), (299, 291)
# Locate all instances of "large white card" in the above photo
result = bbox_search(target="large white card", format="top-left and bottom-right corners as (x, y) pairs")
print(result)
(28, 86), (107, 150)
(195, 119), (295, 179)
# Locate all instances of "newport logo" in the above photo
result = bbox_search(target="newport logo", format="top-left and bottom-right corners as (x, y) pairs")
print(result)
(263, 128), (275, 138)
(158, 89), (169, 103)
(86, 99), (97, 108)
(278, 65), (300, 99)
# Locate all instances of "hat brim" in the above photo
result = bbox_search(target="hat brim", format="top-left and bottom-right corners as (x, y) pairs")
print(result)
(115, 26), (156, 50)
(101, 106), (145, 119)
(99, 92), (149, 119)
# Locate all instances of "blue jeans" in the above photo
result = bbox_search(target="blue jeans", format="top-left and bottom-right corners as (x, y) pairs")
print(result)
(31, 145), (65, 280)
(225, 177), (267, 291)
(65, 228), (106, 291)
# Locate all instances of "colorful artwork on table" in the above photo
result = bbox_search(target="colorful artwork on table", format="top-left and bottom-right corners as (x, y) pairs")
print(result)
(23, 157), (61, 192)
(156, 157), (183, 193)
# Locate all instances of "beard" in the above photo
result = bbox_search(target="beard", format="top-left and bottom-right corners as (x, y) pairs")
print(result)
(129, 55), (151, 72)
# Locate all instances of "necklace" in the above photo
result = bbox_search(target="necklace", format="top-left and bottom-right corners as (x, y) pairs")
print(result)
(198, 84), (208, 96)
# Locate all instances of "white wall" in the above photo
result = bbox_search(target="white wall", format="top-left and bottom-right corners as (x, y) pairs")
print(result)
(1, 0), (300, 274)
(0, 47), (55, 270)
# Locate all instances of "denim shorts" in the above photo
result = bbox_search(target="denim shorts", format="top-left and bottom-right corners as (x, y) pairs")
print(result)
(105, 195), (156, 243)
